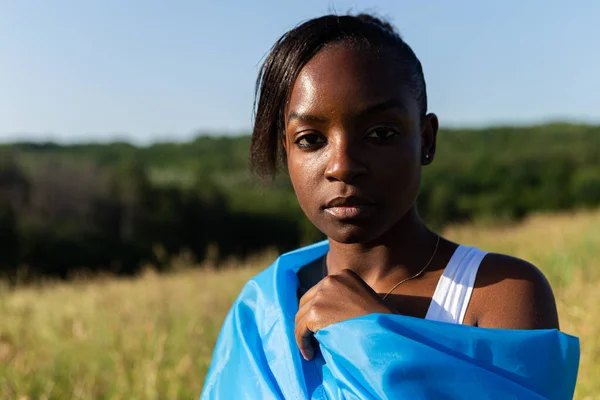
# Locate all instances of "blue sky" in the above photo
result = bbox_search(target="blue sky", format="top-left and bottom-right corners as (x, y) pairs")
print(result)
(1, 0), (599, 144)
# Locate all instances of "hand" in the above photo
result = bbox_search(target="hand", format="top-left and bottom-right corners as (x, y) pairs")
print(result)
(295, 268), (393, 360)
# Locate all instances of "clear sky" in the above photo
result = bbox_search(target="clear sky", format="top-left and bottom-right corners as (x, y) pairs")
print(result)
(1, 0), (599, 144)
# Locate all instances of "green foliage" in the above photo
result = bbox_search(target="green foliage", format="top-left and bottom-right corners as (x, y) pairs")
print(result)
(0, 206), (19, 269)
(0, 123), (599, 278)
(418, 123), (600, 226)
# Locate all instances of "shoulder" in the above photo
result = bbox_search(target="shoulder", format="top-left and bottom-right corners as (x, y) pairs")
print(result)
(468, 251), (560, 330)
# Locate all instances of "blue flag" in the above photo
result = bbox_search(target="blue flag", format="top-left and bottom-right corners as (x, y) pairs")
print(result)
(201, 241), (580, 399)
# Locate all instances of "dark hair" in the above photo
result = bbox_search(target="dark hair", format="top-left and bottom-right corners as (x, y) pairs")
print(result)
(250, 13), (427, 178)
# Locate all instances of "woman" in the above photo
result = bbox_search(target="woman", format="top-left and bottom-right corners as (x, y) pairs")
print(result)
(201, 14), (579, 399)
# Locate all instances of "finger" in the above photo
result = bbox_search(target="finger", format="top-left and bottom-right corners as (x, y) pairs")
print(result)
(295, 312), (316, 361)
(299, 272), (347, 307)
(338, 268), (381, 296)
(298, 277), (322, 309)
(297, 287), (309, 302)
(295, 288), (317, 328)
(296, 274), (334, 326)
(296, 272), (351, 328)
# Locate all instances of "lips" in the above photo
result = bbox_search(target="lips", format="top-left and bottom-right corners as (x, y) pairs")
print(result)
(323, 196), (376, 219)
(325, 196), (374, 208)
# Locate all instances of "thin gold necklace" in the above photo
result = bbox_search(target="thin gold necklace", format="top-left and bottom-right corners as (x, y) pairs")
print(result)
(321, 235), (441, 300)
(382, 235), (440, 300)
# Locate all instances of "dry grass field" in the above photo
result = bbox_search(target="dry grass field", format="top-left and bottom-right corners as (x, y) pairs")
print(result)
(1, 209), (598, 399)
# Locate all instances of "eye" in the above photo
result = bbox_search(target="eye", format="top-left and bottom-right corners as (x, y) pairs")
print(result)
(295, 133), (326, 148)
(366, 127), (399, 141)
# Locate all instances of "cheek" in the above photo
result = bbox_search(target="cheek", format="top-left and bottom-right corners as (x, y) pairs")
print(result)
(372, 144), (422, 206)
(375, 142), (421, 180)
(287, 153), (324, 210)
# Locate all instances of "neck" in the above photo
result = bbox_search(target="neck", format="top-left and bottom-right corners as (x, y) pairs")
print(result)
(325, 207), (438, 289)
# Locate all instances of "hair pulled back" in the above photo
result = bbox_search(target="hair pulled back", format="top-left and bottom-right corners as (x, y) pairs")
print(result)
(251, 13), (427, 178)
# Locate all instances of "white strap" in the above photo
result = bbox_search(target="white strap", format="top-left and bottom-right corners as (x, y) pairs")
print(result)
(425, 245), (487, 325)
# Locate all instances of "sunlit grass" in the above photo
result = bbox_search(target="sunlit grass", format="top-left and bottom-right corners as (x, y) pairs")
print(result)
(1, 210), (598, 399)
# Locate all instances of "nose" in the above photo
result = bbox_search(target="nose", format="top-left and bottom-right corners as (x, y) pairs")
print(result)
(324, 136), (367, 183)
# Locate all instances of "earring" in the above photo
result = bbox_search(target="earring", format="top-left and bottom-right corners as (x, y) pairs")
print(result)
(424, 154), (430, 159)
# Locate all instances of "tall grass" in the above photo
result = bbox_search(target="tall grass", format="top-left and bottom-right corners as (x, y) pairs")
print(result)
(1, 210), (598, 399)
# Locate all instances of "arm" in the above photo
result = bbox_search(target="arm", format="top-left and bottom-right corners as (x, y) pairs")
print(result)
(470, 254), (560, 330)
(300, 264), (577, 399)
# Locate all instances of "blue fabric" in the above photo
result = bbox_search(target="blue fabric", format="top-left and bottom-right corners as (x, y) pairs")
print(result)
(201, 241), (580, 399)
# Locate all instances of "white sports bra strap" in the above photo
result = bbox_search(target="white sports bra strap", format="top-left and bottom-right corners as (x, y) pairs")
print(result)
(425, 245), (488, 325)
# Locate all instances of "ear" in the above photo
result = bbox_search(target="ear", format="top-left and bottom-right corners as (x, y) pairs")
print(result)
(421, 113), (439, 166)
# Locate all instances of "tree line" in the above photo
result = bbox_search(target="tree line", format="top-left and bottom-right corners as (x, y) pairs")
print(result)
(1, 123), (599, 281)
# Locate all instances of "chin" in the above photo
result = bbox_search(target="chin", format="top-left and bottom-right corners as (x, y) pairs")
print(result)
(322, 222), (384, 244)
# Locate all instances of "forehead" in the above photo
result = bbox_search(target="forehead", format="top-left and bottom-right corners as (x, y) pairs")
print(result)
(286, 44), (417, 117)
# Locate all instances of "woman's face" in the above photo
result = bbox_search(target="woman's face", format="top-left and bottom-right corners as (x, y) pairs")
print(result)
(283, 44), (437, 244)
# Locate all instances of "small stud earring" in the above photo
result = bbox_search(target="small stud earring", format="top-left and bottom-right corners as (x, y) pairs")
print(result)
(424, 154), (430, 159)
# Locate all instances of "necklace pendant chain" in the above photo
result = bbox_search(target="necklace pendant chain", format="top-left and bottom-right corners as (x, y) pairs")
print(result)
(321, 235), (441, 301)
(381, 235), (440, 300)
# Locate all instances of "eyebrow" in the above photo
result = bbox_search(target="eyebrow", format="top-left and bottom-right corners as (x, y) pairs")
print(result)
(286, 112), (329, 126)
(355, 98), (411, 118)
(286, 98), (410, 127)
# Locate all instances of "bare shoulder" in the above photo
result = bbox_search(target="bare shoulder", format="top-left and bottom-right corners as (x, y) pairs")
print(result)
(468, 252), (560, 330)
